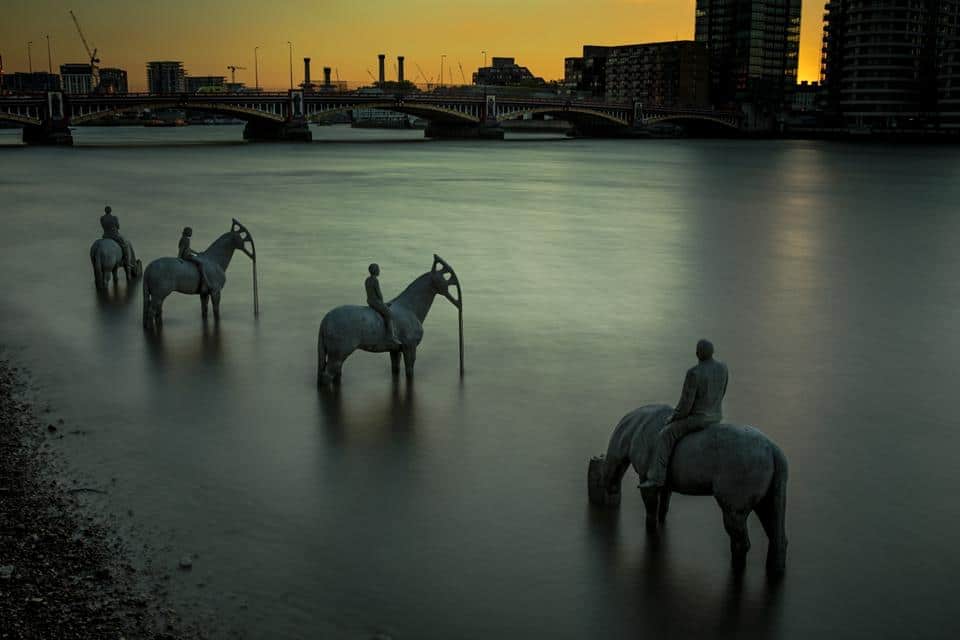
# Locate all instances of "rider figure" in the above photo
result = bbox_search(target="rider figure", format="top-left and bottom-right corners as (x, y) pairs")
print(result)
(100, 205), (132, 269)
(639, 339), (729, 489)
(178, 227), (209, 292)
(365, 263), (401, 346)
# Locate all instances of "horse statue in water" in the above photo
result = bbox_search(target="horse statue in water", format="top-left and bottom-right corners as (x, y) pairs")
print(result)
(317, 255), (463, 386)
(142, 219), (256, 331)
(90, 238), (142, 291)
(588, 404), (788, 573)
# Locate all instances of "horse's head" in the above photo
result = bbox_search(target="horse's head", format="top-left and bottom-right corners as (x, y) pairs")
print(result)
(230, 219), (257, 261)
(429, 254), (462, 309)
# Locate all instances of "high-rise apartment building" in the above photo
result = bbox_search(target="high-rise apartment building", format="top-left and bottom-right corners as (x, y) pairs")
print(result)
(564, 46), (613, 97)
(147, 61), (186, 94)
(821, 1), (960, 129)
(186, 75), (226, 93)
(695, 0), (801, 125)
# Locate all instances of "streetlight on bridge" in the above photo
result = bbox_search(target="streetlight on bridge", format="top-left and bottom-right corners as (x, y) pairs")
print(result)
(440, 54), (446, 89)
(27, 41), (33, 73)
(254, 46), (260, 90)
(287, 41), (293, 90)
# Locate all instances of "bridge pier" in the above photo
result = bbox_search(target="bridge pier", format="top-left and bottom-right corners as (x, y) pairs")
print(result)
(424, 121), (504, 140)
(22, 122), (74, 146)
(243, 118), (312, 143)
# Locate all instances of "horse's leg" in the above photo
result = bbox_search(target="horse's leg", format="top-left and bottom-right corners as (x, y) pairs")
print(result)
(390, 351), (401, 376)
(640, 488), (661, 533)
(402, 345), (417, 378)
(720, 505), (751, 572)
(201, 293), (209, 319)
(212, 291), (221, 320)
(755, 493), (787, 574)
(326, 356), (344, 385)
(658, 489), (672, 524)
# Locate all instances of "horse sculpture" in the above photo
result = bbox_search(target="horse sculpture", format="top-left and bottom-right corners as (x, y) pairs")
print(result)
(317, 255), (463, 385)
(90, 238), (142, 291)
(588, 404), (788, 573)
(142, 219), (256, 331)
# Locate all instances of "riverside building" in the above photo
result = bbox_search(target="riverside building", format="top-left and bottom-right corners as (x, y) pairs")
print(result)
(60, 64), (94, 95)
(821, 0), (960, 129)
(147, 61), (186, 94)
(99, 68), (128, 94)
(695, 0), (802, 128)
(564, 42), (709, 108)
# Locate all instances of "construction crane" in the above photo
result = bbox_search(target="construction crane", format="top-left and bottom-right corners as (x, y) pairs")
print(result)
(366, 68), (377, 84)
(458, 61), (466, 85)
(227, 65), (246, 84)
(414, 62), (431, 90)
(69, 10), (100, 91)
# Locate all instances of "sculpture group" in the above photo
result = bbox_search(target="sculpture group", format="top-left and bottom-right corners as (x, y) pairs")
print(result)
(87, 206), (788, 576)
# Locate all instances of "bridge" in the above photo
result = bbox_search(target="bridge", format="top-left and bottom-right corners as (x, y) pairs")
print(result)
(0, 90), (741, 145)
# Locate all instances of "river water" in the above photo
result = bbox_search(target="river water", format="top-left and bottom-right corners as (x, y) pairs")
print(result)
(1, 125), (959, 639)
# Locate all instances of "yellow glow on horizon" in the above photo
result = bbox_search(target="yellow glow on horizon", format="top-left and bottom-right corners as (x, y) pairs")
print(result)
(2, 1), (823, 91)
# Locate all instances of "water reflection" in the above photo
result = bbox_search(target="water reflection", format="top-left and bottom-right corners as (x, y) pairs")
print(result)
(317, 379), (418, 446)
(94, 278), (138, 309)
(143, 320), (226, 373)
(584, 502), (785, 638)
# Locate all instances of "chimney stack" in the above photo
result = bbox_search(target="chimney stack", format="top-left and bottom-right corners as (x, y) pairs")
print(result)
(303, 57), (312, 88)
(378, 53), (386, 87)
(397, 56), (405, 85)
(323, 66), (332, 88)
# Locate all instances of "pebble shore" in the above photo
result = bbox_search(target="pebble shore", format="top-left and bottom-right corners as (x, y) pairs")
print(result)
(0, 357), (203, 639)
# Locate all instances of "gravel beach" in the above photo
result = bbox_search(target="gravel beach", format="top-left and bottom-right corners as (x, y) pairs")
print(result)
(0, 356), (204, 639)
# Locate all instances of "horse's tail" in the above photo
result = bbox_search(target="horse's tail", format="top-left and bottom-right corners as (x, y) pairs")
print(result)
(758, 442), (789, 573)
(317, 318), (328, 386)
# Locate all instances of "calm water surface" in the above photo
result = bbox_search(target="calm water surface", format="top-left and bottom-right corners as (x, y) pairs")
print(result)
(1, 125), (959, 639)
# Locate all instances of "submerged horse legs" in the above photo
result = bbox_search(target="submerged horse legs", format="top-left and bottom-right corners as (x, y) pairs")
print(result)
(390, 351), (401, 376)
(201, 293), (210, 318)
(720, 506), (751, 571)
(212, 291), (221, 320)
(402, 345), (417, 378)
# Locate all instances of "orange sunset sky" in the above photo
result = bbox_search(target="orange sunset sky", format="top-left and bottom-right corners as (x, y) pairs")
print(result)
(2, 1), (823, 90)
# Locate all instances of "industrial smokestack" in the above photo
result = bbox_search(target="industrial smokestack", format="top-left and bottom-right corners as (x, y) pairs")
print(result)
(303, 57), (311, 87)
(323, 66), (332, 88)
(397, 56), (405, 85)
(378, 53), (386, 87)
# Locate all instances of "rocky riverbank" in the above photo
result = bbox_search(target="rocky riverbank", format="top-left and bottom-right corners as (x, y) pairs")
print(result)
(0, 357), (203, 639)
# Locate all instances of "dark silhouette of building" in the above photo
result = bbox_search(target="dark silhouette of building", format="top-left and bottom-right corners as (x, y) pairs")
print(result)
(60, 63), (94, 95)
(821, 0), (960, 129)
(2, 71), (60, 93)
(473, 57), (545, 87)
(942, 36), (960, 128)
(147, 61), (186, 94)
(695, 0), (801, 127)
(605, 41), (710, 107)
(564, 46), (612, 97)
(565, 42), (709, 108)
(186, 75), (226, 93)
(99, 68), (128, 94)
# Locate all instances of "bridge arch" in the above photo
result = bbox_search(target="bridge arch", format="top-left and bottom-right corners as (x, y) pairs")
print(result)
(497, 106), (631, 128)
(306, 101), (480, 125)
(68, 100), (287, 125)
(0, 112), (43, 127)
(640, 114), (740, 129)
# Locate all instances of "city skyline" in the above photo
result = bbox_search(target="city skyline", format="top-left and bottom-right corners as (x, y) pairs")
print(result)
(2, 0), (824, 91)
